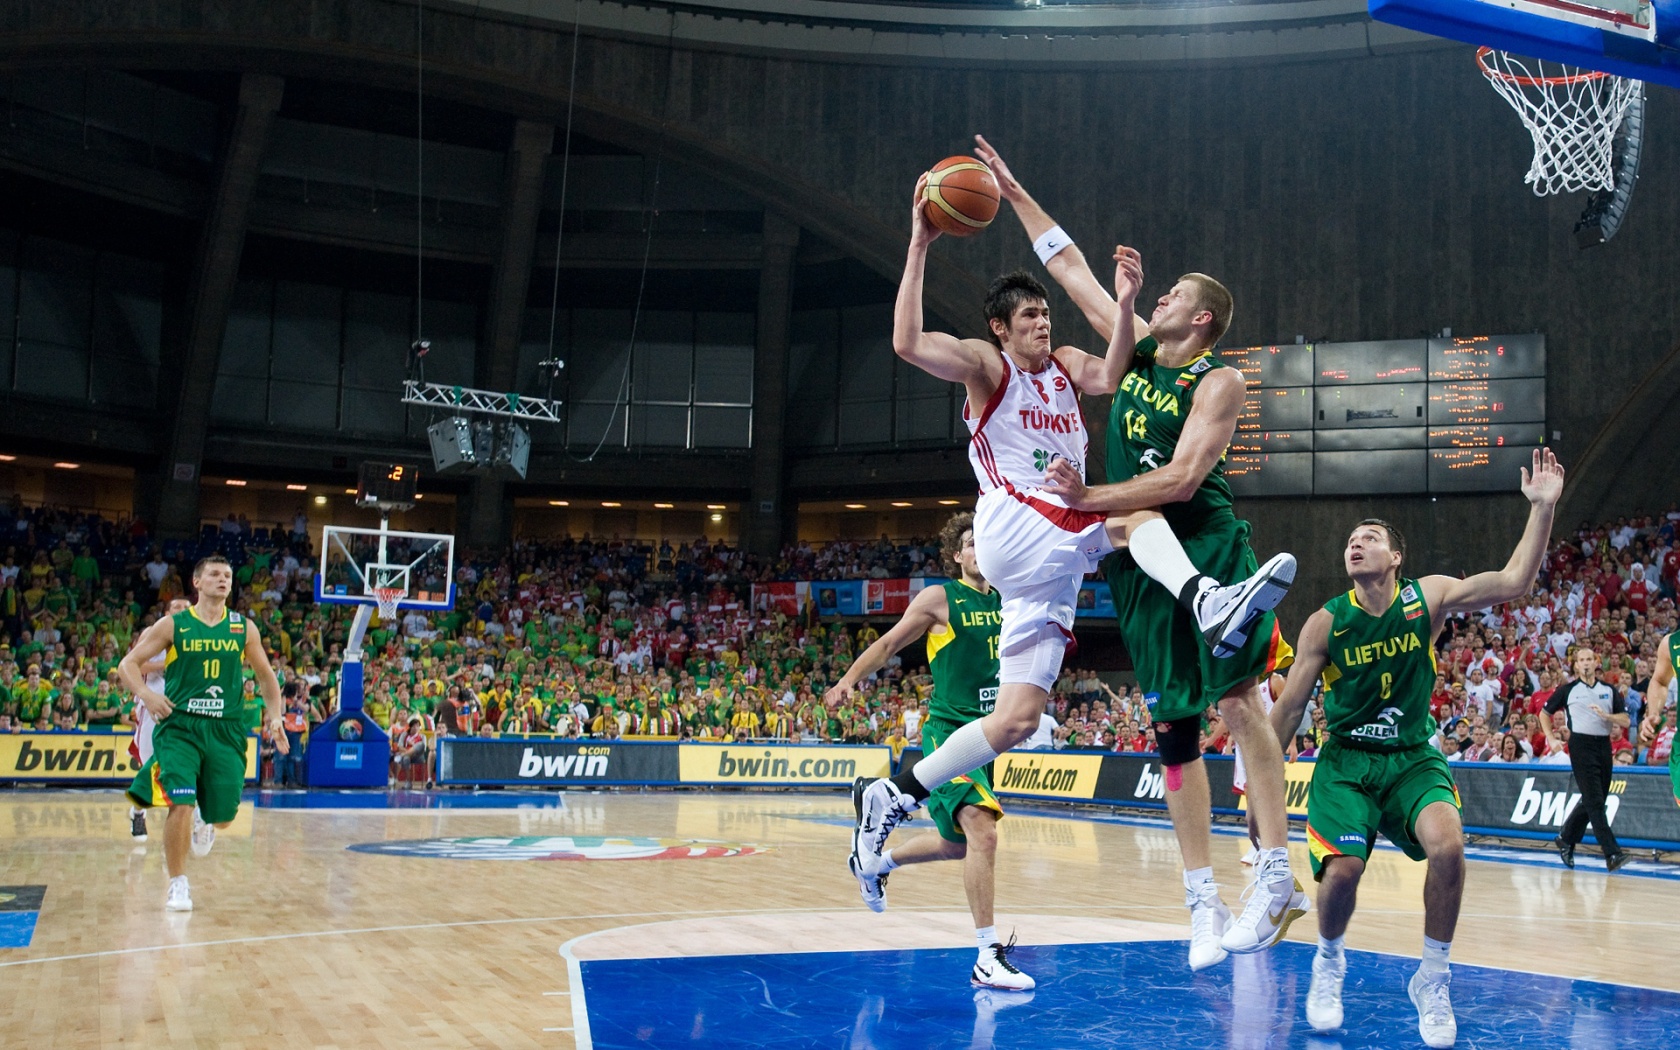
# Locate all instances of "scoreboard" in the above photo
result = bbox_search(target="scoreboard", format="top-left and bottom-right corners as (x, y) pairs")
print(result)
(356, 462), (421, 507)
(1219, 335), (1545, 497)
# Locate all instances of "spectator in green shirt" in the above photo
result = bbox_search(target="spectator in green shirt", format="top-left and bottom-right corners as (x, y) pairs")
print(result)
(70, 546), (99, 595)
(85, 681), (122, 726)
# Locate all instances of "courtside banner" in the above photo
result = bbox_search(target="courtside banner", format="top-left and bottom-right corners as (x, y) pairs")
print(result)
(900, 749), (1238, 811)
(1453, 764), (1679, 849)
(0, 732), (258, 783)
(437, 739), (679, 786)
(991, 752), (1104, 800)
(677, 744), (889, 786)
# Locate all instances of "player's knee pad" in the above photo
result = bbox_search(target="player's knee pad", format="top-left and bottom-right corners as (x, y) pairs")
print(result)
(997, 621), (1068, 693)
(1153, 715), (1204, 768)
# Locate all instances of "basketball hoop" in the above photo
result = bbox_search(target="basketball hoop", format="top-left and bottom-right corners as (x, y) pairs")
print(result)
(1476, 47), (1641, 196)
(374, 586), (404, 623)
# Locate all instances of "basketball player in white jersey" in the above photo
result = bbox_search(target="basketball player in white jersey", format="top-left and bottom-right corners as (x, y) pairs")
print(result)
(128, 598), (191, 841)
(1234, 671), (1289, 866)
(851, 174), (1296, 901)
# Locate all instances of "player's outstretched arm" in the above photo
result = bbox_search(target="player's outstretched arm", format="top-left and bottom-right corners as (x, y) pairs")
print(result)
(823, 586), (947, 708)
(244, 621), (289, 754)
(973, 134), (1150, 346)
(893, 174), (995, 389)
(1042, 364), (1245, 513)
(1420, 448), (1563, 621)
(1638, 637), (1673, 745)
(1054, 246), (1143, 396)
(119, 617), (176, 719)
(1269, 610), (1331, 751)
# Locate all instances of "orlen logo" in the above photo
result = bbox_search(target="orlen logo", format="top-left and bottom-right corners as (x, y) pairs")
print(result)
(1509, 777), (1620, 827)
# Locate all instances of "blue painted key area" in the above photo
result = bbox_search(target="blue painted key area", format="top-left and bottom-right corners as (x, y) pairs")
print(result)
(579, 939), (1678, 1049)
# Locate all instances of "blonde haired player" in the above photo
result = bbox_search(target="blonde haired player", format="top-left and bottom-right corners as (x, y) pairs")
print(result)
(122, 555), (287, 911)
(852, 167), (1300, 967)
(127, 597), (191, 841)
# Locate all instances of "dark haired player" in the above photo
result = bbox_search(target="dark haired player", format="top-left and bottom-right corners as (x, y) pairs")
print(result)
(826, 512), (1032, 991)
(852, 170), (1298, 961)
(122, 554), (287, 911)
(972, 137), (1304, 967)
(1268, 449), (1564, 1048)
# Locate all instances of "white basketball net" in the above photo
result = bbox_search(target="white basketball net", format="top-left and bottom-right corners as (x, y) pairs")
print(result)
(1477, 48), (1640, 196)
(374, 586), (404, 623)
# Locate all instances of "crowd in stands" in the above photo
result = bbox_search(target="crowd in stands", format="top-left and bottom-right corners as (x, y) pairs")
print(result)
(0, 493), (1676, 788)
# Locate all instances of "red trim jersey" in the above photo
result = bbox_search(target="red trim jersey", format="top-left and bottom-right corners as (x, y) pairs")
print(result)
(966, 349), (1088, 497)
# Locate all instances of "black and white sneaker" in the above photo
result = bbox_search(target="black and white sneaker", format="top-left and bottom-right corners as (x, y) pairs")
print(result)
(1194, 553), (1297, 659)
(972, 935), (1035, 991)
(850, 776), (919, 877)
(129, 809), (148, 843)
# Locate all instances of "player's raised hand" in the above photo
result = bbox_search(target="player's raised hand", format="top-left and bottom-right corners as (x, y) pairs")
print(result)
(972, 135), (1024, 202)
(910, 171), (942, 247)
(1113, 246), (1143, 306)
(1042, 457), (1090, 508)
(1520, 447), (1565, 507)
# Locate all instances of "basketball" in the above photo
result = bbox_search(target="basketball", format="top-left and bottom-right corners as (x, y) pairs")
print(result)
(921, 156), (1000, 237)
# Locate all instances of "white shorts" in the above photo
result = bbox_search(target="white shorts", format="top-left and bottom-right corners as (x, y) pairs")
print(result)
(974, 484), (1113, 658)
(133, 702), (155, 763)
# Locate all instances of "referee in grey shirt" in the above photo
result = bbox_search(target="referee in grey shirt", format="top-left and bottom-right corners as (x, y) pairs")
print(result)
(1543, 648), (1629, 871)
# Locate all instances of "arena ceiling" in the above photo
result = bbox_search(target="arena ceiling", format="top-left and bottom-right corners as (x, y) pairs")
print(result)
(452, 0), (1438, 67)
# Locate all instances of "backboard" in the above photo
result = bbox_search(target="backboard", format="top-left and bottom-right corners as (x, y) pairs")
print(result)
(314, 524), (457, 612)
(1370, 0), (1680, 88)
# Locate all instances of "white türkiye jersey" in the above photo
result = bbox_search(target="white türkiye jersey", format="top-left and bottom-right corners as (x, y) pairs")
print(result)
(966, 350), (1088, 495)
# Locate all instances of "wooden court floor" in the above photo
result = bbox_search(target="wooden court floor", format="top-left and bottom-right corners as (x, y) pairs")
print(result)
(0, 789), (1674, 1049)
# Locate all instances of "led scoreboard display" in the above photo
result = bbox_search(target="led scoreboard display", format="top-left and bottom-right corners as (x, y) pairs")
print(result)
(1218, 335), (1544, 497)
(357, 462), (421, 506)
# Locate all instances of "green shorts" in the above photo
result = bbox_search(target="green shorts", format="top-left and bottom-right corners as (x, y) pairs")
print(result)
(1670, 750), (1680, 807)
(1104, 514), (1293, 723)
(922, 716), (1003, 843)
(1305, 740), (1460, 880)
(125, 713), (250, 825)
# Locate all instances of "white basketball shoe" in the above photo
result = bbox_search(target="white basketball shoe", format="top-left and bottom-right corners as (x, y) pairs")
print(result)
(190, 808), (216, 857)
(1194, 553), (1297, 658)
(1186, 882), (1232, 971)
(972, 936), (1035, 991)
(1307, 950), (1347, 1032)
(166, 875), (193, 912)
(1409, 968), (1457, 1048)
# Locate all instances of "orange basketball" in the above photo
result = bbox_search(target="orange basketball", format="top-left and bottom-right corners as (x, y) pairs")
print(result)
(921, 156), (1000, 237)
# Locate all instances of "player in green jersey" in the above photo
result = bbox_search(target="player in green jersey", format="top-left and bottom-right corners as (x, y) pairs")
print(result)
(971, 135), (1304, 969)
(1637, 631), (1679, 807)
(120, 555), (287, 912)
(1268, 448), (1564, 1048)
(826, 513), (1033, 991)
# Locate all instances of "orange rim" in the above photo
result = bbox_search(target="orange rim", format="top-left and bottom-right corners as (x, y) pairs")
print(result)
(1475, 46), (1610, 87)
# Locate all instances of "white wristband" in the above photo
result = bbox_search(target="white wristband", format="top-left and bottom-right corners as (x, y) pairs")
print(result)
(1032, 225), (1073, 265)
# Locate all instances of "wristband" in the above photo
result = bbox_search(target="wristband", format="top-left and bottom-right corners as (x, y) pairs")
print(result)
(1032, 225), (1073, 265)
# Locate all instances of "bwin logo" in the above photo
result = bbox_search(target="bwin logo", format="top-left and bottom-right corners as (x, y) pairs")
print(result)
(1133, 763), (1167, 800)
(1510, 777), (1619, 827)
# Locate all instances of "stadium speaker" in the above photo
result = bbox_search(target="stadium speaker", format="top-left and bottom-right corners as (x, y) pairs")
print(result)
(503, 422), (531, 479)
(1575, 86), (1644, 248)
(427, 417), (474, 471)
